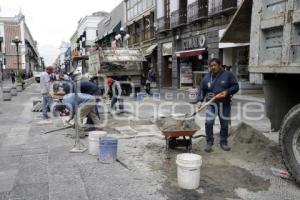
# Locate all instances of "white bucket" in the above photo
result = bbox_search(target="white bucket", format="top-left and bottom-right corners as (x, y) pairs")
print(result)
(88, 131), (107, 156)
(176, 153), (202, 190)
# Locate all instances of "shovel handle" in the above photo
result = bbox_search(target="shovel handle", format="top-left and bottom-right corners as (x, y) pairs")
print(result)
(196, 92), (224, 113)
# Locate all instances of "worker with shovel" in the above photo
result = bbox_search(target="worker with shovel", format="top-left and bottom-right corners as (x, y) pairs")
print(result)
(197, 58), (239, 152)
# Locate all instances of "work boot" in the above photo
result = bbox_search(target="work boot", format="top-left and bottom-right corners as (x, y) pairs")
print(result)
(204, 144), (213, 153)
(43, 115), (50, 120)
(220, 144), (231, 151)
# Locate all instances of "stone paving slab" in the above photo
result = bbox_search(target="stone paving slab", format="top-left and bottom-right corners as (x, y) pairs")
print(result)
(0, 155), (21, 172)
(0, 191), (10, 200)
(14, 154), (48, 185)
(1, 126), (30, 147)
(0, 169), (18, 193)
(48, 163), (89, 200)
(9, 182), (49, 200)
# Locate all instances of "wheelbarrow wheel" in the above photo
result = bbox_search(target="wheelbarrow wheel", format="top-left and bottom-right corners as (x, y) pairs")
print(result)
(168, 137), (177, 149)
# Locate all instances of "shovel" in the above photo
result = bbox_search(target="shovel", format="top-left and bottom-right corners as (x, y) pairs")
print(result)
(185, 93), (225, 118)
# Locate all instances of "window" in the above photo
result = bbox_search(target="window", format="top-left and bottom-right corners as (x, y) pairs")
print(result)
(157, 0), (165, 18)
(127, 0), (145, 21)
(138, 1), (143, 13)
(208, 0), (222, 14)
(143, 0), (147, 10)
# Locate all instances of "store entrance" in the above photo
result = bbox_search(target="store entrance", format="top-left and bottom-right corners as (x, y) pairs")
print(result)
(163, 56), (172, 87)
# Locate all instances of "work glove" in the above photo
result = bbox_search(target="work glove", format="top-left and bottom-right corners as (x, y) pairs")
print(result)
(196, 102), (203, 110)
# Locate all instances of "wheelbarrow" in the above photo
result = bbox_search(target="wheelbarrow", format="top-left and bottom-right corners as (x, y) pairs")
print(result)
(161, 130), (198, 153)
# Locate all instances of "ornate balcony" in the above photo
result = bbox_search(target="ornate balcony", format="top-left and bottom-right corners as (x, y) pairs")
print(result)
(187, 0), (208, 22)
(209, 0), (238, 15)
(170, 9), (187, 28)
(157, 16), (170, 32)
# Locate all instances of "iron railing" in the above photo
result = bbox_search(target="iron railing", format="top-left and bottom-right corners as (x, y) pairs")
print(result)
(157, 16), (170, 32)
(170, 9), (187, 28)
(187, 0), (208, 22)
(209, 0), (237, 15)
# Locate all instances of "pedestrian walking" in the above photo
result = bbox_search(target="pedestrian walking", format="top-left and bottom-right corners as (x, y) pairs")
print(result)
(107, 77), (124, 113)
(10, 70), (16, 84)
(197, 58), (239, 153)
(145, 67), (156, 95)
(40, 66), (54, 119)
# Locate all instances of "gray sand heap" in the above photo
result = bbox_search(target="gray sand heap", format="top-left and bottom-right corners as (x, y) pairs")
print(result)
(156, 117), (200, 131)
(230, 122), (281, 164)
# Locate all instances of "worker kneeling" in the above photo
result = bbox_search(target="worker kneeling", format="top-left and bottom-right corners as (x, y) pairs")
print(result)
(53, 93), (103, 138)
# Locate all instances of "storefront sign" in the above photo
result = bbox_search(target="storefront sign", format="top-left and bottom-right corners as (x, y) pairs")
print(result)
(180, 63), (193, 85)
(183, 35), (206, 51)
(162, 42), (173, 56)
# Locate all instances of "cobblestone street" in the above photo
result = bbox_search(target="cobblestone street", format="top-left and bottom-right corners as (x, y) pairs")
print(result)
(0, 83), (299, 200)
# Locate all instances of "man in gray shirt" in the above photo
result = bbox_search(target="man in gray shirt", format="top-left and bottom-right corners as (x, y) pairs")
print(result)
(40, 66), (54, 119)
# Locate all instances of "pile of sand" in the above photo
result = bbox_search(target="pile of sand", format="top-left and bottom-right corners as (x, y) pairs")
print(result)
(230, 122), (281, 164)
(156, 117), (200, 131)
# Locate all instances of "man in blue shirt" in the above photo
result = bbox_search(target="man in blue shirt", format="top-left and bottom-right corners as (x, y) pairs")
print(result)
(54, 93), (102, 134)
(198, 58), (239, 152)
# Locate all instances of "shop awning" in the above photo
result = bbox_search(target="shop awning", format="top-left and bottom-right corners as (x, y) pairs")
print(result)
(175, 48), (206, 58)
(220, 0), (253, 43)
(143, 44), (157, 56)
(99, 21), (122, 40)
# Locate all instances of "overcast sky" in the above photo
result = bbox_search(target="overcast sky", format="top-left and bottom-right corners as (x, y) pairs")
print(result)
(0, 0), (123, 65)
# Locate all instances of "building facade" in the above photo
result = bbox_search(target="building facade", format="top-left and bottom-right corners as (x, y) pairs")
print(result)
(54, 41), (71, 73)
(0, 13), (40, 79)
(96, 2), (124, 48)
(71, 12), (109, 74)
(156, 0), (243, 88)
(124, 0), (157, 85)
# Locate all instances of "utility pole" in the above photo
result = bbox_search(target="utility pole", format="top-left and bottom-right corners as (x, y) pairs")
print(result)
(12, 36), (22, 74)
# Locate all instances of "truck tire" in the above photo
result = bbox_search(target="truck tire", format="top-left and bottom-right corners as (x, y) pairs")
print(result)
(279, 104), (300, 184)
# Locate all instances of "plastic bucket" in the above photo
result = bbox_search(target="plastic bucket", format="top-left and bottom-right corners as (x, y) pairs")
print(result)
(176, 153), (202, 190)
(99, 137), (118, 163)
(88, 131), (107, 156)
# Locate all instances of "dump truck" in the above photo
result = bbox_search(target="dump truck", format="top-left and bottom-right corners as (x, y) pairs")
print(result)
(88, 48), (145, 96)
(221, 0), (300, 184)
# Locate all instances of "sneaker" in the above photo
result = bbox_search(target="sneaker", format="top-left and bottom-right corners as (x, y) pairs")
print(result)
(220, 144), (231, 151)
(204, 144), (213, 153)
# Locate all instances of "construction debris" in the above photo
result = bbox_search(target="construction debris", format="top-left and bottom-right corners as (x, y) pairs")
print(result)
(156, 117), (200, 131)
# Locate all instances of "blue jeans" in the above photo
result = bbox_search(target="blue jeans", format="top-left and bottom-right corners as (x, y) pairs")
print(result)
(42, 94), (53, 119)
(111, 97), (124, 111)
(205, 102), (231, 145)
